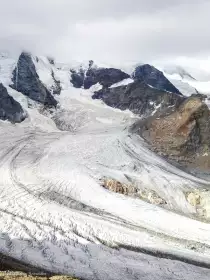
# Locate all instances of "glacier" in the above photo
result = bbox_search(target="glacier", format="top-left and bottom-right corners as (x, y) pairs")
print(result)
(0, 54), (210, 279)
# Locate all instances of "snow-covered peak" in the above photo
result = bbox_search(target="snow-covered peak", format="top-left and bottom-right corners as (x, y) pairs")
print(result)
(163, 65), (196, 81)
(161, 65), (210, 96)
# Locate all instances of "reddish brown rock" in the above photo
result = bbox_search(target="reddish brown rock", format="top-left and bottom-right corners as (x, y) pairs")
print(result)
(132, 96), (210, 171)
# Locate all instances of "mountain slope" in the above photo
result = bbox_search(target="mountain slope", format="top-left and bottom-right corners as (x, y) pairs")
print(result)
(132, 95), (210, 171)
(132, 64), (181, 94)
(0, 52), (210, 280)
(0, 83), (26, 122)
(163, 66), (210, 97)
(92, 80), (183, 116)
(11, 52), (57, 107)
(70, 61), (130, 89)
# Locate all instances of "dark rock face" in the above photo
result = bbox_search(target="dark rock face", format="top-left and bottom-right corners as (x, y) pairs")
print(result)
(132, 64), (181, 95)
(11, 52), (57, 107)
(92, 81), (184, 116)
(84, 68), (130, 89)
(132, 96), (210, 172)
(50, 70), (62, 95)
(70, 63), (130, 89)
(0, 83), (26, 123)
(70, 67), (85, 88)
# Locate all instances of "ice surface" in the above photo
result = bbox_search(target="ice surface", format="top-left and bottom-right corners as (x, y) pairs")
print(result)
(0, 55), (210, 279)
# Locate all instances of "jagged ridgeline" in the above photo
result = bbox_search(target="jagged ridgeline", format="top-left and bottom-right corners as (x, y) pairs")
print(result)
(70, 60), (130, 89)
(1, 51), (207, 173)
(92, 80), (183, 116)
(91, 63), (182, 115)
(0, 52), (182, 126)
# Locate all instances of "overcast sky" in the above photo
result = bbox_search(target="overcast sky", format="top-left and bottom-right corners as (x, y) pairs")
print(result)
(0, 0), (210, 70)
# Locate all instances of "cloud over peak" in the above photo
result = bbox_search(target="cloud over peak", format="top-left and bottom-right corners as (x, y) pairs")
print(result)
(0, 0), (210, 69)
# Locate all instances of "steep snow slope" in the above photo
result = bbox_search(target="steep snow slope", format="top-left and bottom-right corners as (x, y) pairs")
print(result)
(0, 55), (210, 279)
(164, 75), (198, 96)
(163, 66), (210, 96)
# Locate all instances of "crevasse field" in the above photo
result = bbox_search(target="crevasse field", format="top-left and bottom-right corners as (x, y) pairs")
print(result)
(0, 55), (210, 279)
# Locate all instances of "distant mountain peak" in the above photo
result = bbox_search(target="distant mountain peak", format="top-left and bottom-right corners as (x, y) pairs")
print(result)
(132, 64), (181, 95)
(164, 65), (196, 80)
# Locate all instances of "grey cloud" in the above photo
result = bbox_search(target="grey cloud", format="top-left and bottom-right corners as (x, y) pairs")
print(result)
(0, 0), (210, 68)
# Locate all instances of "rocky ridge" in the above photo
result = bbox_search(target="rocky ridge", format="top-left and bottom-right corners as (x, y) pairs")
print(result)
(0, 53), (184, 125)
(132, 64), (181, 94)
(1, 51), (210, 174)
(70, 61), (130, 89)
(131, 95), (210, 171)
(93, 80), (184, 116)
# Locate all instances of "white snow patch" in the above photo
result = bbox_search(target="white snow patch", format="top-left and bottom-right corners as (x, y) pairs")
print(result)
(89, 83), (103, 93)
(152, 103), (162, 115)
(110, 78), (134, 88)
(33, 56), (54, 89)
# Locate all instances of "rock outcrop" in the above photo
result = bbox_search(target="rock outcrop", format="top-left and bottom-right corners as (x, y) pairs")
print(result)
(50, 70), (62, 95)
(102, 178), (138, 195)
(102, 178), (166, 205)
(0, 272), (78, 280)
(132, 96), (210, 171)
(92, 80), (184, 116)
(132, 64), (181, 94)
(70, 67), (85, 88)
(11, 52), (57, 107)
(70, 62), (130, 89)
(0, 83), (26, 123)
(83, 67), (130, 89)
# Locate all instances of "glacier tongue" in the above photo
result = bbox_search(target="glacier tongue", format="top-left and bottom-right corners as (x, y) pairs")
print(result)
(0, 55), (210, 279)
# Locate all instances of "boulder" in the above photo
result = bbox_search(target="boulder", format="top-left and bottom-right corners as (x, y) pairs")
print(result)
(102, 178), (138, 195)
(132, 64), (181, 95)
(11, 52), (57, 107)
(0, 83), (26, 123)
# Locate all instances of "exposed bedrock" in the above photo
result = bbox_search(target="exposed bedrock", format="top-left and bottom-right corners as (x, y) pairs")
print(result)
(10, 52), (57, 107)
(92, 80), (184, 115)
(132, 64), (181, 94)
(0, 83), (26, 123)
(70, 62), (130, 89)
(131, 95), (210, 172)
